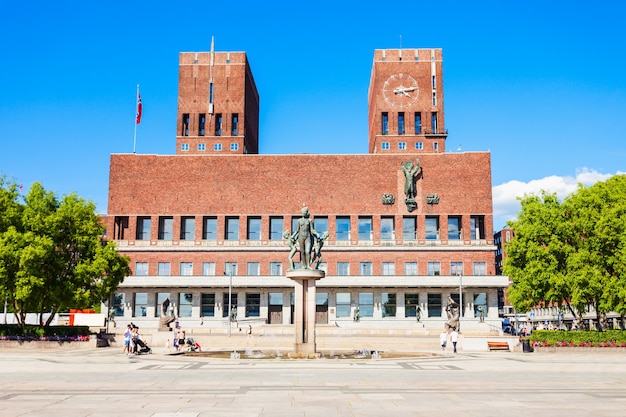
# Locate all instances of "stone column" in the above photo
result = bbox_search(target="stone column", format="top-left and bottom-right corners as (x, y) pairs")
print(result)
(286, 269), (324, 357)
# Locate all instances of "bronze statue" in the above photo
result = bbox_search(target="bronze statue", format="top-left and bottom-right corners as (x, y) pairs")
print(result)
(284, 229), (298, 270)
(445, 295), (460, 332)
(159, 298), (175, 330)
(290, 206), (320, 270)
(310, 231), (328, 269)
(401, 159), (421, 200)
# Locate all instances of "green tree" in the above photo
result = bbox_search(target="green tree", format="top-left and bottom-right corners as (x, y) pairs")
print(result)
(0, 180), (129, 326)
(504, 175), (626, 330)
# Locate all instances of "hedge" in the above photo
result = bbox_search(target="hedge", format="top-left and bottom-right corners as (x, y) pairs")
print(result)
(0, 324), (91, 341)
(530, 330), (626, 347)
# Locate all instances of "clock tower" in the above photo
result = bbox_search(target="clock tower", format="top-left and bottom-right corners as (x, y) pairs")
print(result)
(367, 48), (446, 154)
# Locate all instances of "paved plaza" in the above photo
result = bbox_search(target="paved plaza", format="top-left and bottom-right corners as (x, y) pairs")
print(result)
(1, 347), (625, 417)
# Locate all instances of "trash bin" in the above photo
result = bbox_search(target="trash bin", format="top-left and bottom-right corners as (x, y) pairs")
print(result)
(522, 339), (534, 353)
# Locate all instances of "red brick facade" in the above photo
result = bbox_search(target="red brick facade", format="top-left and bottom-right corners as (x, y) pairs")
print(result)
(103, 47), (506, 330)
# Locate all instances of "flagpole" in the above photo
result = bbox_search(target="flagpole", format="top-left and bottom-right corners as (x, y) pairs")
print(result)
(133, 84), (139, 153)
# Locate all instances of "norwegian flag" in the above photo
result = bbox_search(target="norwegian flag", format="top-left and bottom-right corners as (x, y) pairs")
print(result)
(135, 88), (142, 124)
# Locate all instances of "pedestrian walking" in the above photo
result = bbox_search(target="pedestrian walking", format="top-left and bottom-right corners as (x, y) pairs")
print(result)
(450, 329), (459, 353)
(439, 330), (447, 351)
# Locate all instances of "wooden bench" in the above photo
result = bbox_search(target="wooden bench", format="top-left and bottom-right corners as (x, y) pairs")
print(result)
(487, 341), (510, 351)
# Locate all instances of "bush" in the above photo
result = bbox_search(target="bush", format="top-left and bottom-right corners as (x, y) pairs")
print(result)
(530, 330), (626, 347)
(0, 324), (91, 341)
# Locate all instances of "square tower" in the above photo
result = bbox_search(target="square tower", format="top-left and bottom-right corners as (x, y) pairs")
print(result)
(176, 47), (259, 155)
(368, 48), (446, 154)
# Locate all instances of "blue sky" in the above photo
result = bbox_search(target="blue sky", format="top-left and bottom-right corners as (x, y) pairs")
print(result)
(1, 1), (624, 231)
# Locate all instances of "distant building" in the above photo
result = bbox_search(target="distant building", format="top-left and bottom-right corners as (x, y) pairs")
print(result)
(103, 45), (508, 330)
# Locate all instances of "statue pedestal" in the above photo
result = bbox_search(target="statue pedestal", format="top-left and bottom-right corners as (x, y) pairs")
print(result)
(286, 269), (325, 358)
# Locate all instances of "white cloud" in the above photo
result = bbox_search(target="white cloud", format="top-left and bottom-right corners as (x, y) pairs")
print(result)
(492, 168), (622, 231)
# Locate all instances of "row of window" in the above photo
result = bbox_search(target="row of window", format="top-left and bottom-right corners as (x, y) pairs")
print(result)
(113, 291), (488, 319)
(181, 113), (238, 137)
(381, 112), (438, 135)
(180, 142), (239, 152)
(119, 215), (486, 241)
(133, 261), (487, 276)
(381, 141), (437, 152)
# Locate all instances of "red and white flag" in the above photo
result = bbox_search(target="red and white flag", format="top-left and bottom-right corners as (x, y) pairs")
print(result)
(136, 88), (142, 124)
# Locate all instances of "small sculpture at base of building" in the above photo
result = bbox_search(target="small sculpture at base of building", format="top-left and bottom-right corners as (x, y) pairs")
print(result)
(159, 298), (176, 330)
(445, 296), (460, 332)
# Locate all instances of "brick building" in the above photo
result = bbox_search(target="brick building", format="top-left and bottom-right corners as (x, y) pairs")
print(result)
(104, 45), (508, 331)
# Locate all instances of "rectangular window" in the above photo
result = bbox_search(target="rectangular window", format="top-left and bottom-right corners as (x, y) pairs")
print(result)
(433, 142), (439, 152)
(451, 262), (463, 276)
(155, 292), (170, 317)
(358, 217), (372, 240)
(209, 82), (214, 103)
(336, 217), (350, 241)
(134, 293), (148, 317)
(398, 112), (405, 135)
(136, 217), (151, 240)
(336, 293), (351, 318)
(405, 261), (418, 275)
(157, 262), (171, 276)
(247, 262), (260, 276)
(214, 143), (222, 151)
(382, 112), (388, 135)
(415, 141), (423, 150)
(405, 293), (419, 317)
(382, 293), (396, 317)
(202, 262), (215, 276)
(473, 262), (487, 276)
(432, 92), (437, 106)
(447, 216), (461, 240)
(337, 262), (350, 276)
(381, 142), (390, 150)
(158, 217), (173, 240)
(270, 262), (282, 276)
(380, 217), (394, 240)
(269, 217), (284, 240)
(431, 112), (438, 134)
(247, 217), (261, 240)
(359, 293), (374, 317)
(181, 143), (189, 151)
(382, 262), (395, 276)
(246, 293), (260, 317)
(398, 142), (406, 150)
(182, 113), (190, 136)
(223, 293), (237, 318)
(432, 75), (436, 89)
(414, 112), (422, 134)
(197, 143), (205, 151)
(135, 262), (148, 276)
(230, 143), (239, 151)
(198, 114), (206, 136)
(425, 216), (439, 240)
(427, 293), (442, 317)
(215, 113), (222, 136)
(360, 262), (372, 276)
(473, 293), (487, 318)
(112, 293), (125, 317)
(231, 114), (238, 136)
(402, 216), (416, 240)
(427, 262), (441, 276)
(179, 293), (193, 317)
(201, 293), (215, 317)
(313, 216), (328, 234)
(470, 215), (485, 240)
(226, 217), (239, 240)
(180, 262), (193, 276)
(225, 262), (237, 276)
(181, 216), (195, 240)
(202, 217), (217, 240)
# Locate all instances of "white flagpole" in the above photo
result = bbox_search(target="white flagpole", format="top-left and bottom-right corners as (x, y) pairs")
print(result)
(133, 84), (139, 153)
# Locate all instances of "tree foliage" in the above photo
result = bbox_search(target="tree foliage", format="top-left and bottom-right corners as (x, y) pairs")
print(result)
(0, 178), (130, 326)
(504, 175), (626, 330)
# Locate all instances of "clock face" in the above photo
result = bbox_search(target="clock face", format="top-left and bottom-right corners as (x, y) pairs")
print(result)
(383, 73), (419, 109)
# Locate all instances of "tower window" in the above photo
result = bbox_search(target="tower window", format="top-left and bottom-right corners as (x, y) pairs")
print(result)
(230, 143), (239, 151)
(415, 142), (423, 150)
(398, 112), (405, 135)
(215, 113), (222, 136)
(199, 114), (206, 136)
(182, 114), (190, 136)
(381, 142), (390, 150)
(432, 76), (436, 89)
(398, 142), (406, 150)
(431, 112), (438, 134)
(414, 112), (421, 134)
(209, 83), (214, 103)
(198, 143), (205, 151)
(432, 92), (437, 106)
(382, 112), (388, 135)
(181, 143), (189, 151)
(231, 114), (238, 136)
(214, 143), (222, 151)
(434, 142), (439, 152)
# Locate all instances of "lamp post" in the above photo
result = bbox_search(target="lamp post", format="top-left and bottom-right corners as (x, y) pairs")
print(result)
(458, 271), (463, 332)
(224, 268), (233, 337)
